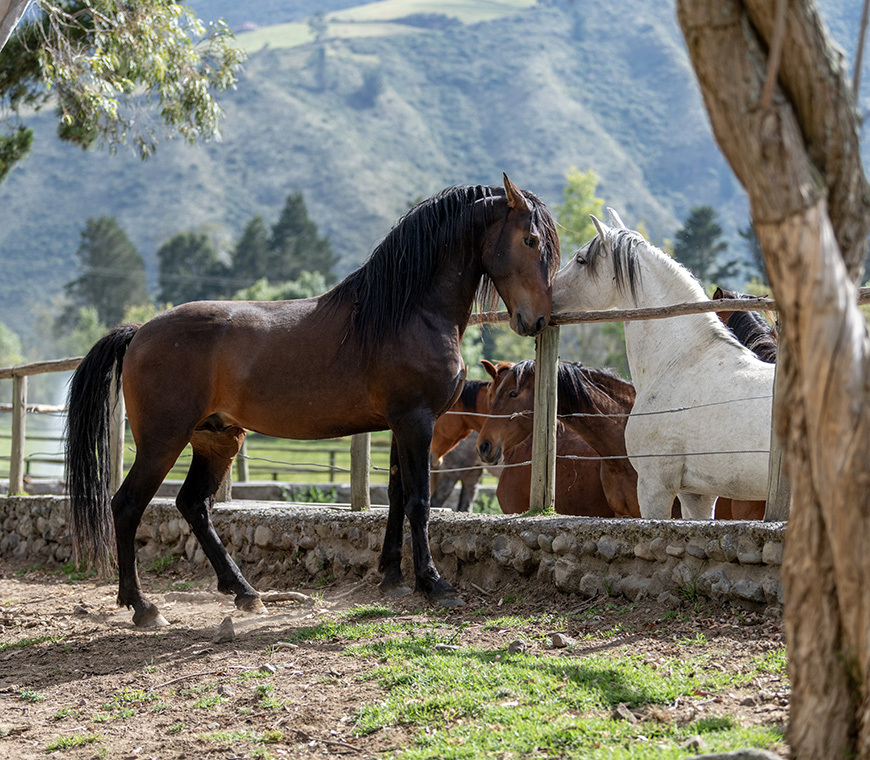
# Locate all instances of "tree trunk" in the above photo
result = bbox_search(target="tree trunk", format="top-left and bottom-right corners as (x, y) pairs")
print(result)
(0, 0), (30, 52)
(677, 1), (870, 756)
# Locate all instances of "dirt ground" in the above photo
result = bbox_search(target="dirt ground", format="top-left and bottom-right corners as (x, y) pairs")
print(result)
(0, 562), (788, 760)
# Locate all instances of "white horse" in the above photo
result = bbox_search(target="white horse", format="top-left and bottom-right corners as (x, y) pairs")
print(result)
(552, 210), (775, 519)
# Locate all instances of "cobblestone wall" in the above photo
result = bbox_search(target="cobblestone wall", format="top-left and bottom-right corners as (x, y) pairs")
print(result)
(0, 496), (785, 609)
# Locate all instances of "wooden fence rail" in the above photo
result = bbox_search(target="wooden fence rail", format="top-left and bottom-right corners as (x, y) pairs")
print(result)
(2, 288), (868, 515)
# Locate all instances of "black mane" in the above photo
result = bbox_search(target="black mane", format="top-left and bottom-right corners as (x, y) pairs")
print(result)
(459, 378), (489, 410)
(727, 310), (778, 363)
(509, 359), (628, 416)
(326, 185), (558, 347)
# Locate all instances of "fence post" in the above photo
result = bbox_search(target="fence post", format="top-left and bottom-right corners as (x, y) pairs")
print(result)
(350, 433), (371, 511)
(235, 438), (249, 482)
(764, 359), (791, 520)
(109, 373), (125, 495)
(529, 326), (559, 513)
(8, 374), (27, 495)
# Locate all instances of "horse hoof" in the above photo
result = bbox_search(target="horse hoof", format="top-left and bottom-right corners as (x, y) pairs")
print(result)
(236, 595), (267, 615)
(434, 593), (466, 609)
(134, 612), (170, 628)
(380, 584), (412, 599)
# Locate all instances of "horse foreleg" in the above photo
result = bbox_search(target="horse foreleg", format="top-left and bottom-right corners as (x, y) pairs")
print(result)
(635, 474), (680, 520)
(178, 432), (265, 615)
(378, 438), (412, 596)
(392, 418), (464, 608)
(677, 492), (717, 520)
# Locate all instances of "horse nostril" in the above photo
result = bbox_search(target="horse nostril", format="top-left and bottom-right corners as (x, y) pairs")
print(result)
(533, 316), (546, 334)
(478, 439), (491, 460)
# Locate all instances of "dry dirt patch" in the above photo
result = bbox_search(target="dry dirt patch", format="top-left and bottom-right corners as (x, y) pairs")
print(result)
(0, 565), (787, 759)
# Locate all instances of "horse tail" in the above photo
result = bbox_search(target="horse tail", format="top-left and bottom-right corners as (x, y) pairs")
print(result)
(65, 323), (140, 570)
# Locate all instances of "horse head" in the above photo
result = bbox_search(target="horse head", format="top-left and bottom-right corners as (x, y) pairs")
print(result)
(481, 174), (560, 337)
(477, 360), (536, 465)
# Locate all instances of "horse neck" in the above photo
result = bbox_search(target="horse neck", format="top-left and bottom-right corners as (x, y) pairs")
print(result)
(562, 379), (632, 458)
(622, 249), (730, 385)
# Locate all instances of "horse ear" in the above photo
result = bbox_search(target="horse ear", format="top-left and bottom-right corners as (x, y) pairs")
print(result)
(590, 214), (611, 243)
(606, 207), (627, 229)
(503, 173), (531, 211)
(712, 286), (724, 299)
(480, 360), (499, 382)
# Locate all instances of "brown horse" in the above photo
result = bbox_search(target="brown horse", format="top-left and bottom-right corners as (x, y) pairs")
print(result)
(65, 177), (560, 626)
(478, 360), (636, 517)
(432, 365), (612, 516)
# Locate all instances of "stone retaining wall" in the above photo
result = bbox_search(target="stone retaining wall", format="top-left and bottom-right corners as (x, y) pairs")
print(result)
(0, 496), (786, 609)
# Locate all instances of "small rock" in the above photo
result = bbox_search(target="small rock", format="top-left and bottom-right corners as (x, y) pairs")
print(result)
(507, 640), (527, 654)
(548, 633), (575, 649)
(275, 641), (299, 650)
(217, 684), (236, 698)
(434, 643), (460, 651)
(611, 703), (637, 723)
(684, 734), (706, 752)
(72, 605), (90, 616)
(213, 616), (235, 643)
(260, 663), (278, 674)
(739, 695), (757, 706)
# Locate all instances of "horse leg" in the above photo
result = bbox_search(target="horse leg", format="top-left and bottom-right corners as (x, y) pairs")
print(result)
(392, 415), (464, 607)
(677, 492), (717, 520)
(176, 427), (265, 614)
(113, 451), (184, 627)
(635, 475), (680, 520)
(378, 437), (411, 596)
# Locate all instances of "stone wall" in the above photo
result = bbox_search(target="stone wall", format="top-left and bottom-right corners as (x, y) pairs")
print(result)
(0, 495), (786, 609)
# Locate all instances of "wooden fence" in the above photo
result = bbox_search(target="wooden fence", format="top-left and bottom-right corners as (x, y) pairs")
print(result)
(2, 289), (868, 516)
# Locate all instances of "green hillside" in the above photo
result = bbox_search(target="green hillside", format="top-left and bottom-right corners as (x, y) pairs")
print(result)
(0, 0), (863, 351)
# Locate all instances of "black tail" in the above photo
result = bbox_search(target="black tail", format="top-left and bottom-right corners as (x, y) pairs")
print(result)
(65, 323), (140, 569)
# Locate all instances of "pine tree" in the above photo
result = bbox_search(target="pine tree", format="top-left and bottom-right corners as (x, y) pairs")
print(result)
(64, 216), (149, 327)
(673, 206), (739, 284)
(157, 231), (229, 304)
(268, 191), (336, 284)
(230, 215), (271, 289)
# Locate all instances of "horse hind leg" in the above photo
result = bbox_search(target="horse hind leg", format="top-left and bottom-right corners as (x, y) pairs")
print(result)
(113, 447), (187, 627)
(677, 492), (717, 520)
(177, 423), (265, 614)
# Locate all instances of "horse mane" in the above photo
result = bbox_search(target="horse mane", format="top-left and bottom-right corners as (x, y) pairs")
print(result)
(726, 309), (778, 363)
(509, 359), (633, 416)
(325, 184), (558, 347)
(585, 230), (647, 302)
(458, 378), (489, 410)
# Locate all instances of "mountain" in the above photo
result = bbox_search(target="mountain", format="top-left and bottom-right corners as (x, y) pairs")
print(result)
(0, 0), (863, 347)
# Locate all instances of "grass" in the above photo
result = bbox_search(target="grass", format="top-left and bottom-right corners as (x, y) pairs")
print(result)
(273, 605), (788, 760)
(45, 733), (103, 752)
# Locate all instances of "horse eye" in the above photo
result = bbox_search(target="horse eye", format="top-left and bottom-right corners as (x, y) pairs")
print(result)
(523, 236), (539, 248)
(576, 256), (587, 267)
(509, 390), (518, 398)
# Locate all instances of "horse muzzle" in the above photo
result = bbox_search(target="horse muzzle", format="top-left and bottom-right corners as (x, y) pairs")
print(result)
(510, 311), (548, 337)
(477, 437), (502, 466)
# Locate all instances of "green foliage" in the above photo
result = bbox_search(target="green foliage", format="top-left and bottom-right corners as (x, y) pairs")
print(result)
(0, 0), (246, 178)
(0, 126), (32, 182)
(554, 167), (605, 253)
(738, 219), (767, 285)
(0, 322), (23, 367)
(266, 191), (337, 284)
(231, 272), (328, 301)
(230, 216), (271, 290)
(673, 206), (740, 285)
(64, 216), (149, 327)
(157, 231), (229, 304)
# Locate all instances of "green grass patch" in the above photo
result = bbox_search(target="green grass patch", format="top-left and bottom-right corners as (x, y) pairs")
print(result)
(45, 733), (103, 752)
(0, 633), (66, 653)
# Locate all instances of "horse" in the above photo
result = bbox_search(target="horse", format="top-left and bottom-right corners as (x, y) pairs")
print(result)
(477, 360), (639, 517)
(433, 363), (613, 517)
(552, 209), (775, 520)
(712, 286), (778, 363)
(65, 176), (560, 626)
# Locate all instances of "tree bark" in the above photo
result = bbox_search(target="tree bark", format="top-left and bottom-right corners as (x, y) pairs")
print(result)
(0, 0), (30, 52)
(677, 1), (870, 756)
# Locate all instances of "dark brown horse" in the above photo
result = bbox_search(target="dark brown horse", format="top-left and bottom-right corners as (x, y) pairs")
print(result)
(65, 176), (560, 626)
